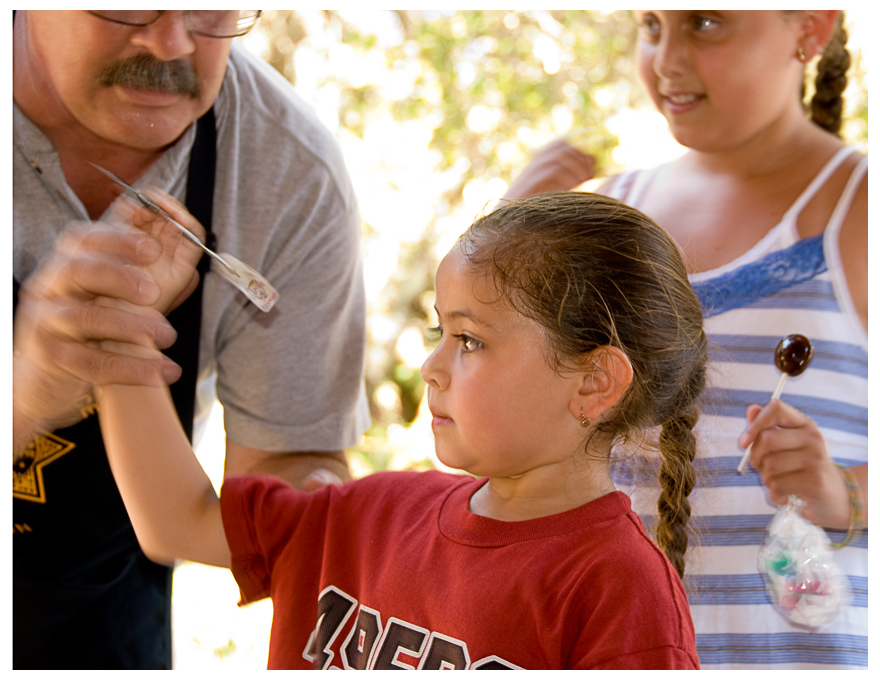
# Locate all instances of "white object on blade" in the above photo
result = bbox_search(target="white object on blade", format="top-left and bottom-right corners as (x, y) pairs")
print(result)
(214, 253), (279, 312)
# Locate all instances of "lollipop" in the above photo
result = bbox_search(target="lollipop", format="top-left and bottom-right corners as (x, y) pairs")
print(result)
(736, 334), (813, 474)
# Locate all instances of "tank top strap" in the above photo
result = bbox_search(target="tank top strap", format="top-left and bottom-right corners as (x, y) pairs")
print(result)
(825, 154), (868, 241)
(604, 165), (663, 206)
(781, 146), (860, 222)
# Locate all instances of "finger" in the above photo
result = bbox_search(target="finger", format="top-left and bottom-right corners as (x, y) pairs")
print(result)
(737, 399), (809, 449)
(141, 188), (207, 243)
(63, 340), (182, 387)
(77, 226), (164, 267)
(79, 297), (179, 348)
(26, 233), (164, 307)
(762, 467), (833, 509)
(745, 403), (763, 424)
(751, 426), (827, 475)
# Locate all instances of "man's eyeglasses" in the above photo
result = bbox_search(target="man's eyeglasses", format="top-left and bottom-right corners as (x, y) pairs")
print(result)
(87, 11), (262, 39)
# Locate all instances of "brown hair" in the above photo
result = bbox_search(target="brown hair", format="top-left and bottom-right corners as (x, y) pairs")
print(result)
(807, 11), (850, 136)
(459, 192), (708, 578)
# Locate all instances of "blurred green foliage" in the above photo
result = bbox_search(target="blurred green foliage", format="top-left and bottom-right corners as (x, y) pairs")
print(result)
(247, 10), (868, 474)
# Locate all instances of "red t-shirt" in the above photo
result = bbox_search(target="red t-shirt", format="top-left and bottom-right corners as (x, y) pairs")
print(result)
(221, 470), (698, 670)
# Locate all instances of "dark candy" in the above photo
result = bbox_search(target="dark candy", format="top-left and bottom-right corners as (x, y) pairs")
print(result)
(774, 334), (813, 377)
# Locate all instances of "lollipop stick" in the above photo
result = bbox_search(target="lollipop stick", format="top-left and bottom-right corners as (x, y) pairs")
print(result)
(769, 372), (788, 402)
(736, 373), (788, 474)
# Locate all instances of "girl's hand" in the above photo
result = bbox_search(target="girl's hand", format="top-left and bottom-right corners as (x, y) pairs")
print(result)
(738, 399), (851, 528)
(503, 139), (596, 201)
(113, 190), (205, 315)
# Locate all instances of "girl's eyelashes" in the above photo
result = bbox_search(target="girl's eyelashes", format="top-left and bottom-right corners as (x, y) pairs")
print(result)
(425, 325), (484, 353)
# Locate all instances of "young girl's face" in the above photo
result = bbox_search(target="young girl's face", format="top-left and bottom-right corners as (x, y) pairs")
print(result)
(634, 10), (806, 152)
(420, 246), (584, 479)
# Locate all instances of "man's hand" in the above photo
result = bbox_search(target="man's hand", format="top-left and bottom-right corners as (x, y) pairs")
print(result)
(503, 139), (596, 201)
(14, 224), (182, 453)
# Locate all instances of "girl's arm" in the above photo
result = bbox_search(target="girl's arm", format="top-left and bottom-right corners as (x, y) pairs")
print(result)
(98, 192), (230, 567)
(98, 368), (231, 568)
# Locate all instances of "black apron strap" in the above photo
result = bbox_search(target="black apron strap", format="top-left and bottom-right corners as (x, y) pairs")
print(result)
(164, 106), (217, 439)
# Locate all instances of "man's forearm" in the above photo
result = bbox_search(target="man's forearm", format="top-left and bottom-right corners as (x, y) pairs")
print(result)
(224, 442), (352, 490)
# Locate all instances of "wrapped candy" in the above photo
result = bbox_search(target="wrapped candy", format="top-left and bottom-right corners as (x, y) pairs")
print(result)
(758, 495), (849, 629)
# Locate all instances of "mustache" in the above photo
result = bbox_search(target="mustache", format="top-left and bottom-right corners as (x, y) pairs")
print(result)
(98, 54), (201, 98)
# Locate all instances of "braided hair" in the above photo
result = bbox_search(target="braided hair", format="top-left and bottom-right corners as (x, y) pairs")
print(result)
(807, 12), (851, 136)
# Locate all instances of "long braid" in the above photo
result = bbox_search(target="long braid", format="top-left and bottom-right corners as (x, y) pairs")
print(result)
(810, 12), (850, 136)
(655, 398), (702, 579)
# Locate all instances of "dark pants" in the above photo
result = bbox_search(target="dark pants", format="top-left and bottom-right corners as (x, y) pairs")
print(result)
(13, 541), (172, 670)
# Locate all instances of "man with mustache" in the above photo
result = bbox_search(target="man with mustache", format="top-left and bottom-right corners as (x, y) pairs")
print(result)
(12, 11), (370, 669)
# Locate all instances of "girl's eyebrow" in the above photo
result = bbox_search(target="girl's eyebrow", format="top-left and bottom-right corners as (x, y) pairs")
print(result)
(434, 306), (496, 330)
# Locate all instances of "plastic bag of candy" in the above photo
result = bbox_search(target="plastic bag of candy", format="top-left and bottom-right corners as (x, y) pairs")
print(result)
(758, 495), (849, 629)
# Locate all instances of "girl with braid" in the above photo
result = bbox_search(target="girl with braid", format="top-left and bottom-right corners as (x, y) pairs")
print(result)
(97, 191), (706, 669)
(505, 10), (867, 670)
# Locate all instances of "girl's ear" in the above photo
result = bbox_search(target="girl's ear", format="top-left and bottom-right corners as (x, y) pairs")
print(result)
(570, 345), (633, 422)
(800, 10), (839, 58)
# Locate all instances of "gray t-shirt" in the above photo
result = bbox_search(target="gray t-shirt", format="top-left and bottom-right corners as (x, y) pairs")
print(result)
(13, 43), (370, 453)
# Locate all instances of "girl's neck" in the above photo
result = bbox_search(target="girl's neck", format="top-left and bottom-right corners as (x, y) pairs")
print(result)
(469, 459), (616, 522)
(684, 115), (838, 180)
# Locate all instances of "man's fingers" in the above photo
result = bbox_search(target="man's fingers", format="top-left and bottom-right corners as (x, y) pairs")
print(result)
(76, 299), (178, 349)
(26, 229), (165, 308)
(64, 341), (182, 387)
(61, 224), (163, 267)
(66, 255), (161, 306)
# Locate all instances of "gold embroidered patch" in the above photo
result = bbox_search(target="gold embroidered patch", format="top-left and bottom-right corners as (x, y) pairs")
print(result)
(13, 432), (76, 503)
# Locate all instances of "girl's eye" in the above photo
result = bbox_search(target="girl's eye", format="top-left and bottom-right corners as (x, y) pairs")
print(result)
(638, 13), (661, 40)
(456, 334), (484, 353)
(689, 15), (719, 33)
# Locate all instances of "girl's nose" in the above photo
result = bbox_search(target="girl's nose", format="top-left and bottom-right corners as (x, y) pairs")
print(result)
(420, 344), (448, 390)
(653, 31), (688, 80)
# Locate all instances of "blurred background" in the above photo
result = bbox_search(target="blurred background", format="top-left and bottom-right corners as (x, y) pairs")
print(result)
(173, 10), (869, 668)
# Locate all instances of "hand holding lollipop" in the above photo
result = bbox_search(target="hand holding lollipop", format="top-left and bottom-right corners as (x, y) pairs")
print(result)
(740, 334), (848, 629)
(736, 334), (813, 474)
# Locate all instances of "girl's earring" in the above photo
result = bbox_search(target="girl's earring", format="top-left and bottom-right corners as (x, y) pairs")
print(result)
(579, 409), (591, 428)
(796, 47), (808, 63)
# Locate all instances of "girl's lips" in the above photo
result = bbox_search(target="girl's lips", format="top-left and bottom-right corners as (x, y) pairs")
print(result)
(661, 92), (703, 115)
(431, 415), (453, 428)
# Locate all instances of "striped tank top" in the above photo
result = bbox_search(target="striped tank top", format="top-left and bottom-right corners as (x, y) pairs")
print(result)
(608, 147), (868, 669)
